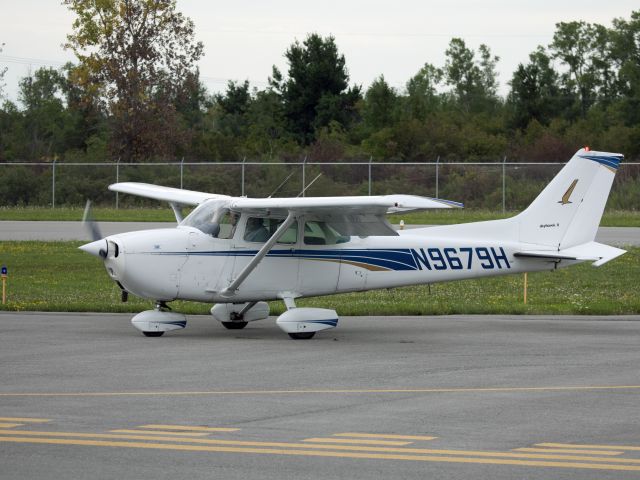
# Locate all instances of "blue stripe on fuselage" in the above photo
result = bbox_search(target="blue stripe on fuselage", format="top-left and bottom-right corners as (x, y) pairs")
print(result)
(145, 246), (511, 272)
(148, 248), (419, 271)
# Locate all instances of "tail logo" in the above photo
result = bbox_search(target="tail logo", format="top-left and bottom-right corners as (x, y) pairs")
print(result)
(559, 179), (579, 205)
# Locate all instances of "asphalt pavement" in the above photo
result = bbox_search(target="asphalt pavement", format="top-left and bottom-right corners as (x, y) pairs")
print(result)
(2, 312), (640, 479)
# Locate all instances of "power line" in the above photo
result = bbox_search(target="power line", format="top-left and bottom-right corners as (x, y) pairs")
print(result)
(205, 28), (554, 39)
(0, 55), (269, 89)
(0, 55), (68, 67)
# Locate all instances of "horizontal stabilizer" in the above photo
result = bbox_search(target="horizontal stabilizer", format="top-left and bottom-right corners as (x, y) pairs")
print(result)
(515, 242), (626, 267)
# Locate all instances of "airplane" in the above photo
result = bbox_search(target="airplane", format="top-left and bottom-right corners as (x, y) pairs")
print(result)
(79, 148), (626, 339)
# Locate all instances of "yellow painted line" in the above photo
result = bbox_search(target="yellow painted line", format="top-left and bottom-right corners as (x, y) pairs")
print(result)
(515, 447), (623, 456)
(2, 430), (640, 464)
(110, 429), (210, 437)
(538, 442), (640, 452)
(303, 437), (411, 446)
(139, 425), (239, 433)
(0, 423), (23, 428)
(334, 433), (437, 441)
(3, 436), (640, 471)
(0, 417), (49, 422)
(1, 385), (640, 397)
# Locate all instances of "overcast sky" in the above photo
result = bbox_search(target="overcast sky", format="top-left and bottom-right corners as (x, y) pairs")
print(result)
(1, 0), (637, 103)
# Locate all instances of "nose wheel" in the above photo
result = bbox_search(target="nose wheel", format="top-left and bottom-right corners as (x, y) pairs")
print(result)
(141, 302), (171, 336)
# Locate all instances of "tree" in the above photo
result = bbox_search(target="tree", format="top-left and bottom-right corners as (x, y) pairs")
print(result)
(405, 63), (442, 120)
(0, 43), (7, 99)
(59, 62), (109, 157)
(361, 75), (398, 131)
(63, 0), (204, 160)
(272, 33), (361, 144)
(244, 88), (295, 157)
(507, 47), (563, 129)
(589, 23), (616, 104)
(610, 10), (640, 124)
(444, 38), (500, 112)
(213, 80), (252, 137)
(18, 67), (74, 159)
(478, 44), (500, 99)
(550, 21), (601, 117)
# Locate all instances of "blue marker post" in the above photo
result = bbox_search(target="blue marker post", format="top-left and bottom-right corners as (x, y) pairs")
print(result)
(1, 265), (7, 305)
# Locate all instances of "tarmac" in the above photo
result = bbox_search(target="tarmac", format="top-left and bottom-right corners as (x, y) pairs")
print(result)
(2, 312), (640, 479)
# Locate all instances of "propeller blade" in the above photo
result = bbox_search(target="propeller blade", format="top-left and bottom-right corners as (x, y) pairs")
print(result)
(82, 200), (103, 242)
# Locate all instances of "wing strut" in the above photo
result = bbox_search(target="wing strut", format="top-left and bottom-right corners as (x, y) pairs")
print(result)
(220, 211), (297, 297)
(169, 203), (184, 223)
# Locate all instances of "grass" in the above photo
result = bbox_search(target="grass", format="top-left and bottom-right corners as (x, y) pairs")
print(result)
(0, 206), (638, 226)
(0, 241), (638, 315)
(0, 206), (177, 222)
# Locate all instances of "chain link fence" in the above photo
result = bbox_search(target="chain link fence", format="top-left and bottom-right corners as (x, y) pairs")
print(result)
(1, 159), (638, 211)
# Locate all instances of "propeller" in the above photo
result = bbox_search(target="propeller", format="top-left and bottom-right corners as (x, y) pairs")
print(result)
(80, 200), (107, 259)
(83, 200), (102, 241)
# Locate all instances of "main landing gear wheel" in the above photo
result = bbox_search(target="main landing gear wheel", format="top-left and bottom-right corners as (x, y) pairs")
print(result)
(221, 321), (248, 330)
(288, 332), (316, 340)
(142, 331), (164, 337)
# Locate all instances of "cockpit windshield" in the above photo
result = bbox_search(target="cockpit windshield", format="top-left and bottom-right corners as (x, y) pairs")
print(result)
(180, 200), (238, 238)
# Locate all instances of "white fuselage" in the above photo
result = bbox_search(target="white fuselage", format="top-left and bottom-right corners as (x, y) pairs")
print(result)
(102, 223), (565, 304)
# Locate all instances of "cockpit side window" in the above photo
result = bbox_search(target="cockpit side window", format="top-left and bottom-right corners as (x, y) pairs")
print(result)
(216, 211), (239, 239)
(180, 201), (237, 239)
(244, 217), (298, 244)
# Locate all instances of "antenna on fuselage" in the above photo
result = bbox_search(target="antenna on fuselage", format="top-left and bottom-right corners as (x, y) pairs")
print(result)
(296, 173), (322, 198)
(267, 171), (295, 198)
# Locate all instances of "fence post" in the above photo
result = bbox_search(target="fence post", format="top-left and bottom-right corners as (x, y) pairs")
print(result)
(115, 157), (120, 209)
(502, 155), (507, 214)
(302, 156), (307, 197)
(368, 156), (372, 196)
(180, 157), (184, 190)
(241, 157), (245, 196)
(52, 159), (56, 208)
(435, 156), (440, 198)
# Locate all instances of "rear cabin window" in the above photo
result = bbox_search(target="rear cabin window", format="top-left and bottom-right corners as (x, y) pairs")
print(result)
(303, 221), (350, 245)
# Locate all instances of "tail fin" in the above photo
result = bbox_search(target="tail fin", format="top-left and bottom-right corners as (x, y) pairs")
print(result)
(516, 148), (622, 248)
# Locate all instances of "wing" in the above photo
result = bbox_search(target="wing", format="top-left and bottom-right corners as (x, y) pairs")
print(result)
(109, 184), (461, 213)
(109, 183), (462, 236)
(231, 195), (462, 237)
(232, 194), (462, 214)
(109, 182), (229, 206)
